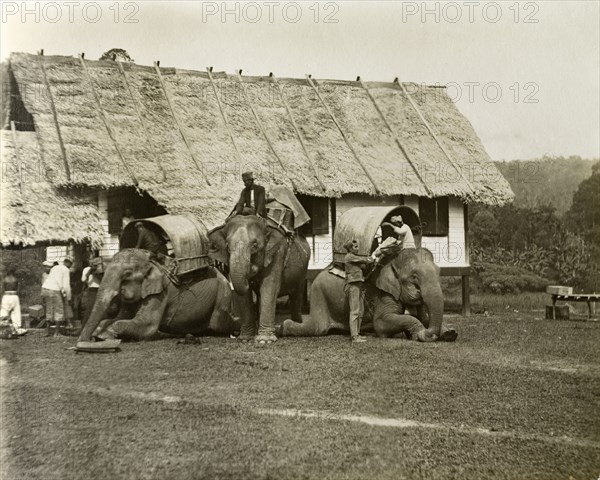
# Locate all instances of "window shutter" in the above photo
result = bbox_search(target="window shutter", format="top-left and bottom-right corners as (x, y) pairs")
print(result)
(437, 197), (449, 235)
(419, 197), (449, 236)
(296, 195), (330, 235)
(311, 198), (329, 235)
(107, 193), (123, 235)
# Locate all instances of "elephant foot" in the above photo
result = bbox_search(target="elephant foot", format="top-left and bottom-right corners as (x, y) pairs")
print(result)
(276, 323), (284, 337)
(238, 335), (254, 343)
(255, 334), (277, 345)
(94, 328), (118, 341)
(415, 329), (437, 343)
(438, 327), (458, 342)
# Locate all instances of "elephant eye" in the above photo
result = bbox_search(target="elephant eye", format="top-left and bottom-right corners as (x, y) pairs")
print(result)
(122, 270), (133, 279)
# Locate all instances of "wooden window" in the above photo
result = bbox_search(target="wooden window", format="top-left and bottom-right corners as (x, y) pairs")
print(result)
(419, 197), (449, 236)
(107, 192), (123, 235)
(297, 196), (329, 235)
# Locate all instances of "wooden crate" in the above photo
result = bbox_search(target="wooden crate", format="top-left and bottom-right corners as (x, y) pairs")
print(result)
(546, 286), (573, 296)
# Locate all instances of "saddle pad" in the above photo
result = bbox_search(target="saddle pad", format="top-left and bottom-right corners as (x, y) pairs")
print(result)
(328, 265), (346, 279)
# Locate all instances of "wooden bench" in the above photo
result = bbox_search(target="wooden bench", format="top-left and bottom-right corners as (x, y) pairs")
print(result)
(550, 293), (600, 320)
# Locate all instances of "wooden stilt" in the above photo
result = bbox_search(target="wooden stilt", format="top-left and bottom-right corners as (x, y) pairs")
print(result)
(462, 275), (471, 317)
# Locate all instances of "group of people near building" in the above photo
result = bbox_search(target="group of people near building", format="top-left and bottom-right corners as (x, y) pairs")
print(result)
(1, 172), (415, 343)
(0, 253), (104, 338)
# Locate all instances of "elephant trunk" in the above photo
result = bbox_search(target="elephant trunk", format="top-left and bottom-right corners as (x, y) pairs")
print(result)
(77, 266), (120, 342)
(229, 250), (251, 296)
(421, 282), (444, 337)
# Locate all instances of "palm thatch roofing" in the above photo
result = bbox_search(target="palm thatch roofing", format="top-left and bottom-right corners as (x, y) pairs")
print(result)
(1, 130), (104, 247)
(5, 52), (513, 230)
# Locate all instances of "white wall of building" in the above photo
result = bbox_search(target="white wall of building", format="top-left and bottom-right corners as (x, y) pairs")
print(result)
(408, 195), (467, 267)
(97, 191), (120, 259)
(306, 201), (334, 270)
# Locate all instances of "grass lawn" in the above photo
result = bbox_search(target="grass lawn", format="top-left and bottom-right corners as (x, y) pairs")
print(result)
(2, 312), (599, 480)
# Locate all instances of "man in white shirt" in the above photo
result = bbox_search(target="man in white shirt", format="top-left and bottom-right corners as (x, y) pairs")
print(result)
(385, 215), (416, 249)
(42, 256), (73, 335)
(81, 257), (103, 325)
(372, 215), (416, 261)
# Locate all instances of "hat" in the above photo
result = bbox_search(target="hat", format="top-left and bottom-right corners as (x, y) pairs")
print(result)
(63, 256), (74, 264)
(42, 260), (54, 267)
(241, 171), (254, 181)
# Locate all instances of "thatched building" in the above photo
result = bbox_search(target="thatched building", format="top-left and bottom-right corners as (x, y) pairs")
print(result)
(1, 52), (514, 312)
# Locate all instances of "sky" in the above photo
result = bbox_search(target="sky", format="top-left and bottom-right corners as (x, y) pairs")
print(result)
(1, 0), (599, 160)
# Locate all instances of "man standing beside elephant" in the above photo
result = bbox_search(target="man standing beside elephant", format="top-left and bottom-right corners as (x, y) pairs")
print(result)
(81, 257), (103, 326)
(344, 239), (374, 343)
(42, 257), (73, 336)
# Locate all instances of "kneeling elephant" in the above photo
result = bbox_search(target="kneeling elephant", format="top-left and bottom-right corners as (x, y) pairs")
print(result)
(78, 249), (236, 342)
(281, 248), (457, 342)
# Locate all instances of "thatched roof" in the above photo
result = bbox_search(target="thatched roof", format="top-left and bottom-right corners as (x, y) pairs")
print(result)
(5, 52), (513, 228)
(0, 130), (104, 247)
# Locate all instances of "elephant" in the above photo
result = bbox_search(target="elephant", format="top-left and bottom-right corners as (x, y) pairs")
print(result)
(281, 248), (457, 342)
(208, 214), (311, 344)
(78, 249), (236, 342)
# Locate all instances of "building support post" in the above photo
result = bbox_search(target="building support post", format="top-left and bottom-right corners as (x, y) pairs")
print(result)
(462, 275), (471, 317)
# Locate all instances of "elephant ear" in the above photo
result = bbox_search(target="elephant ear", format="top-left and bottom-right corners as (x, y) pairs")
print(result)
(264, 227), (286, 268)
(375, 262), (401, 301)
(141, 264), (165, 299)
(208, 226), (228, 266)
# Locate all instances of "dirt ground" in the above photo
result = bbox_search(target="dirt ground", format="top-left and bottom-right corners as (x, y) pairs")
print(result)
(1, 313), (599, 480)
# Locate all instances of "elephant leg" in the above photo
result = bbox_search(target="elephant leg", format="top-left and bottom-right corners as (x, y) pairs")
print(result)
(257, 277), (280, 343)
(374, 312), (428, 339)
(208, 280), (235, 335)
(93, 305), (134, 338)
(97, 295), (166, 341)
(374, 296), (436, 342)
(236, 292), (257, 341)
(281, 278), (333, 337)
(287, 277), (306, 324)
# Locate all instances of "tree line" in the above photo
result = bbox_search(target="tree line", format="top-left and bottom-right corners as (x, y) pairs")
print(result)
(468, 157), (599, 293)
